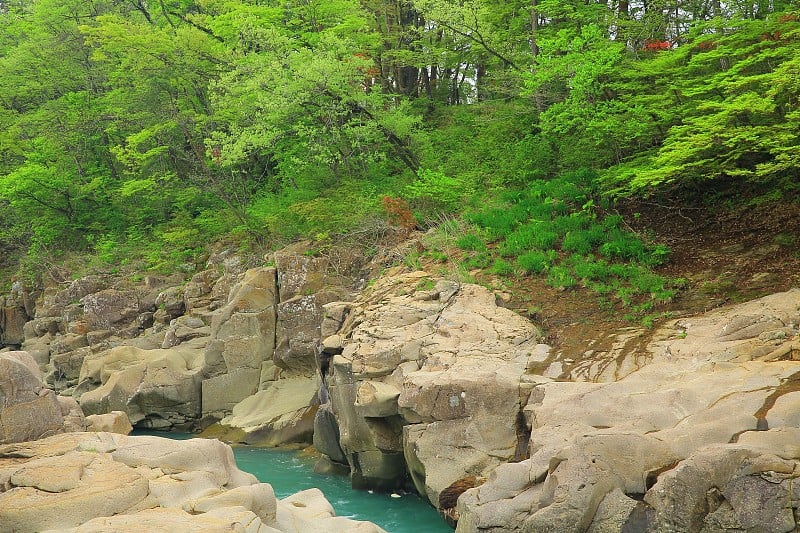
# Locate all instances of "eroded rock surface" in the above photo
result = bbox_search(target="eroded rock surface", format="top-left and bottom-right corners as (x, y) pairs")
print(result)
(456, 288), (800, 532)
(0, 432), (385, 533)
(0, 351), (79, 444)
(317, 270), (543, 512)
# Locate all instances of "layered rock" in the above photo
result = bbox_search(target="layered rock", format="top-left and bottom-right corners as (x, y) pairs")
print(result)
(3, 242), (363, 441)
(456, 288), (800, 531)
(0, 432), (385, 533)
(317, 270), (543, 511)
(85, 411), (133, 434)
(200, 245), (355, 443)
(0, 281), (34, 348)
(207, 377), (319, 446)
(201, 266), (279, 421)
(273, 244), (352, 375)
(0, 351), (82, 444)
(76, 344), (205, 429)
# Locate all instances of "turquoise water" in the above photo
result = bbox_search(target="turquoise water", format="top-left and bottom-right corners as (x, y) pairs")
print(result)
(234, 447), (452, 532)
(133, 431), (452, 532)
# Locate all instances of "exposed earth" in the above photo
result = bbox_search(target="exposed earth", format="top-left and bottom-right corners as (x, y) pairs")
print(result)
(440, 195), (800, 377)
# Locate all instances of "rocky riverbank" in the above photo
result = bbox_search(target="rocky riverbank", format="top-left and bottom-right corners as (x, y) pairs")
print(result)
(3, 241), (800, 531)
(0, 431), (385, 532)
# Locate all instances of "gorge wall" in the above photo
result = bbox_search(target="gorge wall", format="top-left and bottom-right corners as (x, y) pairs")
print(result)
(3, 245), (800, 531)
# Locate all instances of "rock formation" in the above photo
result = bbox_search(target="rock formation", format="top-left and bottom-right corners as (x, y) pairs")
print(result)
(6, 240), (800, 531)
(455, 288), (800, 531)
(4, 245), (357, 443)
(315, 270), (545, 514)
(0, 432), (385, 532)
(0, 351), (84, 444)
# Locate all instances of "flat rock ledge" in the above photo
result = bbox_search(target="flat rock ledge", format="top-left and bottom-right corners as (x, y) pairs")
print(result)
(0, 432), (385, 533)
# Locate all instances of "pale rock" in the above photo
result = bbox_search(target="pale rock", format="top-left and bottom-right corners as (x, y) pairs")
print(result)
(0, 351), (64, 444)
(202, 368), (262, 420)
(587, 488), (639, 533)
(77, 345), (204, 428)
(456, 289), (800, 532)
(205, 267), (277, 377)
(322, 272), (541, 502)
(275, 488), (387, 533)
(0, 432), (384, 533)
(85, 411), (132, 434)
(354, 380), (401, 417)
(57, 395), (86, 432)
(215, 377), (318, 446)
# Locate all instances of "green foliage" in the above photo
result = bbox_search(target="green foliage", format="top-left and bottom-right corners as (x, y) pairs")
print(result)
(0, 0), (791, 308)
(517, 251), (552, 274)
(406, 168), (472, 216)
(547, 266), (576, 289)
(456, 233), (487, 252)
(600, 15), (800, 194)
(489, 258), (514, 276)
(464, 170), (677, 310)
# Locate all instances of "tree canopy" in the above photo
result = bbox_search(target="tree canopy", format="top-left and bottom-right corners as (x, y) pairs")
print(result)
(1, 0), (798, 274)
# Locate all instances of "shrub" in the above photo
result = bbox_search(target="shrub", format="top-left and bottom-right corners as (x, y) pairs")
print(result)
(547, 266), (576, 289)
(571, 256), (612, 281)
(517, 251), (551, 273)
(468, 205), (526, 239)
(599, 229), (648, 261)
(462, 251), (492, 269)
(382, 196), (417, 230)
(456, 233), (486, 251)
(551, 214), (589, 235)
(489, 258), (514, 275)
(405, 168), (472, 214)
(562, 230), (594, 255)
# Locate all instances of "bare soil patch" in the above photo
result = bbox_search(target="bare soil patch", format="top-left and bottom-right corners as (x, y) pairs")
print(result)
(461, 196), (800, 361)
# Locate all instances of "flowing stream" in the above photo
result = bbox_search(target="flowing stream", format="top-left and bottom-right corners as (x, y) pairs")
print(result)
(135, 431), (453, 532)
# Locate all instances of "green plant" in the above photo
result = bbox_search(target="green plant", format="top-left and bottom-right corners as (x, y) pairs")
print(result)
(774, 233), (797, 247)
(405, 168), (472, 214)
(456, 233), (487, 252)
(517, 251), (551, 274)
(489, 258), (514, 275)
(424, 250), (449, 263)
(416, 277), (436, 291)
(547, 266), (576, 289)
(405, 252), (422, 270)
(462, 251), (492, 269)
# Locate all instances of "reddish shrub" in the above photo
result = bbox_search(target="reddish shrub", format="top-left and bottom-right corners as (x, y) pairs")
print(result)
(382, 196), (416, 231)
(643, 40), (671, 51)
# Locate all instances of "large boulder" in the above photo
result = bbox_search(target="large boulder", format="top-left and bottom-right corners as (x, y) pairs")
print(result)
(85, 411), (133, 434)
(81, 288), (144, 336)
(36, 275), (108, 319)
(644, 433), (800, 532)
(0, 281), (37, 347)
(0, 297), (29, 347)
(204, 377), (318, 446)
(77, 345), (205, 429)
(0, 432), (386, 533)
(320, 271), (542, 504)
(0, 351), (64, 444)
(455, 288), (800, 531)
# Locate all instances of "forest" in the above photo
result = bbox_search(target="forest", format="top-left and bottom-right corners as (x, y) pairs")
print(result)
(1, 0), (798, 316)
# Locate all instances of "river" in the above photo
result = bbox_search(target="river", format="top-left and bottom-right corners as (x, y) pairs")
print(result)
(134, 431), (453, 532)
